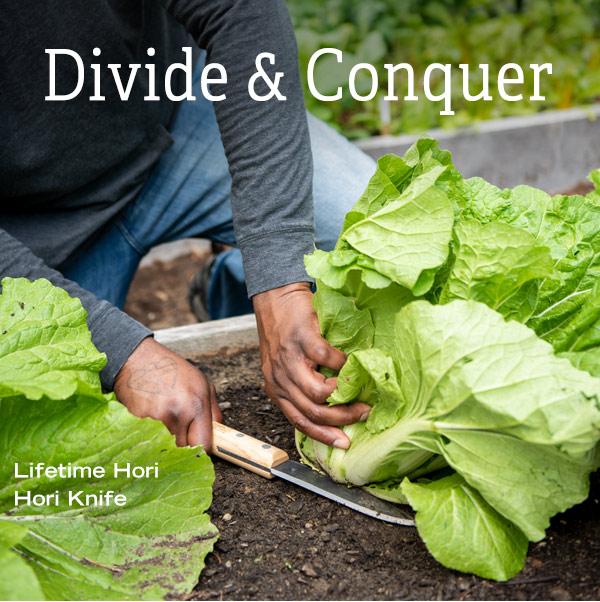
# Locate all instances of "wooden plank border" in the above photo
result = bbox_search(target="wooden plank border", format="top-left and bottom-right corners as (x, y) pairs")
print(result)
(155, 313), (259, 356)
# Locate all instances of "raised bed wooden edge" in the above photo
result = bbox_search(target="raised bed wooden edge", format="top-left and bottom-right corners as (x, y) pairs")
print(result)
(154, 313), (258, 357)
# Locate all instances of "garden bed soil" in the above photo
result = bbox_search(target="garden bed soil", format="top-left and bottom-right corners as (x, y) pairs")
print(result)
(185, 349), (600, 602)
(124, 249), (210, 331)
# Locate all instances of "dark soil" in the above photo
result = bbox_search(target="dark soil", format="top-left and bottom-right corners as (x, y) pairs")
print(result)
(559, 181), (595, 197)
(185, 350), (600, 602)
(124, 250), (210, 331)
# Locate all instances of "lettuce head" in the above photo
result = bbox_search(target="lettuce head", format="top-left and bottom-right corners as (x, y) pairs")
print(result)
(302, 139), (600, 581)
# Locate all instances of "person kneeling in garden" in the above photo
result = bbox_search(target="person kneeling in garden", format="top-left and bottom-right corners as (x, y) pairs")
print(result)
(0, 0), (374, 451)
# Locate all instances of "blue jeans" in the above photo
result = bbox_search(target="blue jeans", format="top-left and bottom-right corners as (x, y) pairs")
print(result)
(64, 57), (375, 319)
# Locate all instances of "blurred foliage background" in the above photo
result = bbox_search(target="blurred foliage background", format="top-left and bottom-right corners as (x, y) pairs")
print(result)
(286, 0), (600, 138)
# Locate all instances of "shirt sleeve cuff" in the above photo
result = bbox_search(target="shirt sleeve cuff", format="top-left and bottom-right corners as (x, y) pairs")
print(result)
(238, 227), (315, 298)
(87, 302), (153, 390)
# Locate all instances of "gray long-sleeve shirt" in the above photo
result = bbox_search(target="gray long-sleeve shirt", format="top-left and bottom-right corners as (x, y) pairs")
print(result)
(0, 0), (314, 388)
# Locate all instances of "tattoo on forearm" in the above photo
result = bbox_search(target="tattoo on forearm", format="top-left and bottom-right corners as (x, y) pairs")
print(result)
(126, 356), (178, 396)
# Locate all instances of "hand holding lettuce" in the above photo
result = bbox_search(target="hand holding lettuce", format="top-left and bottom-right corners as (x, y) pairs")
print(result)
(302, 139), (600, 581)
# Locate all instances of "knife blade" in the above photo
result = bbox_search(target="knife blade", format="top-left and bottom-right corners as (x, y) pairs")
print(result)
(212, 421), (415, 526)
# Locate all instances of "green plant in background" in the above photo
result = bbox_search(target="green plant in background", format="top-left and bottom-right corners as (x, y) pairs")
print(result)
(300, 139), (600, 580)
(287, 0), (600, 138)
(0, 278), (218, 601)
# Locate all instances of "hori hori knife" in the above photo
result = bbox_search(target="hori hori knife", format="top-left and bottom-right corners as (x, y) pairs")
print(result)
(212, 422), (415, 526)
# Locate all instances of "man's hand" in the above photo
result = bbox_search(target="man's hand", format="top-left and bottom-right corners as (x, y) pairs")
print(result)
(253, 282), (371, 449)
(113, 338), (222, 452)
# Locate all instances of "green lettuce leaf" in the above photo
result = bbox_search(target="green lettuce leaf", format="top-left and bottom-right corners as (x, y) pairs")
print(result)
(306, 140), (456, 297)
(0, 278), (218, 600)
(339, 167), (454, 295)
(301, 300), (600, 579)
(455, 181), (600, 365)
(0, 521), (44, 601)
(331, 300), (600, 474)
(348, 154), (413, 220)
(304, 248), (393, 291)
(402, 474), (528, 581)
(301, 139), (600, 580)
(312, 286), (374, 354)
(538, 281), (600, 353)
(346, 137), (459, 225)
(349, 280), (414, 354)
(0, 278), (107, 400)
(439, 430), (595, 541)
(307, 166), (454, 296)
(560, 348), (600, 378)
(524, 189), (600, 358)
(440, 221), (555, 321)
(311, 273), (414, 358)
(588, 168), (600, 203)
(0, 396), (217, 601)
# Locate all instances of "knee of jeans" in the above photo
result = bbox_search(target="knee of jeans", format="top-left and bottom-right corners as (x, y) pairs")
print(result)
(315, 234), (339, 252)
(307, 112), (376, 173)
(309, 112), (376, 246)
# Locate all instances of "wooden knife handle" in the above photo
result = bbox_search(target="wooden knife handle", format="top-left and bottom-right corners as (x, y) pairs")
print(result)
(212, 421), (289, 479)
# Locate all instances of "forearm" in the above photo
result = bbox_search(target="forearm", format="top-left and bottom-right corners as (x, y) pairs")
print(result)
(161, 0), (315, 295)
